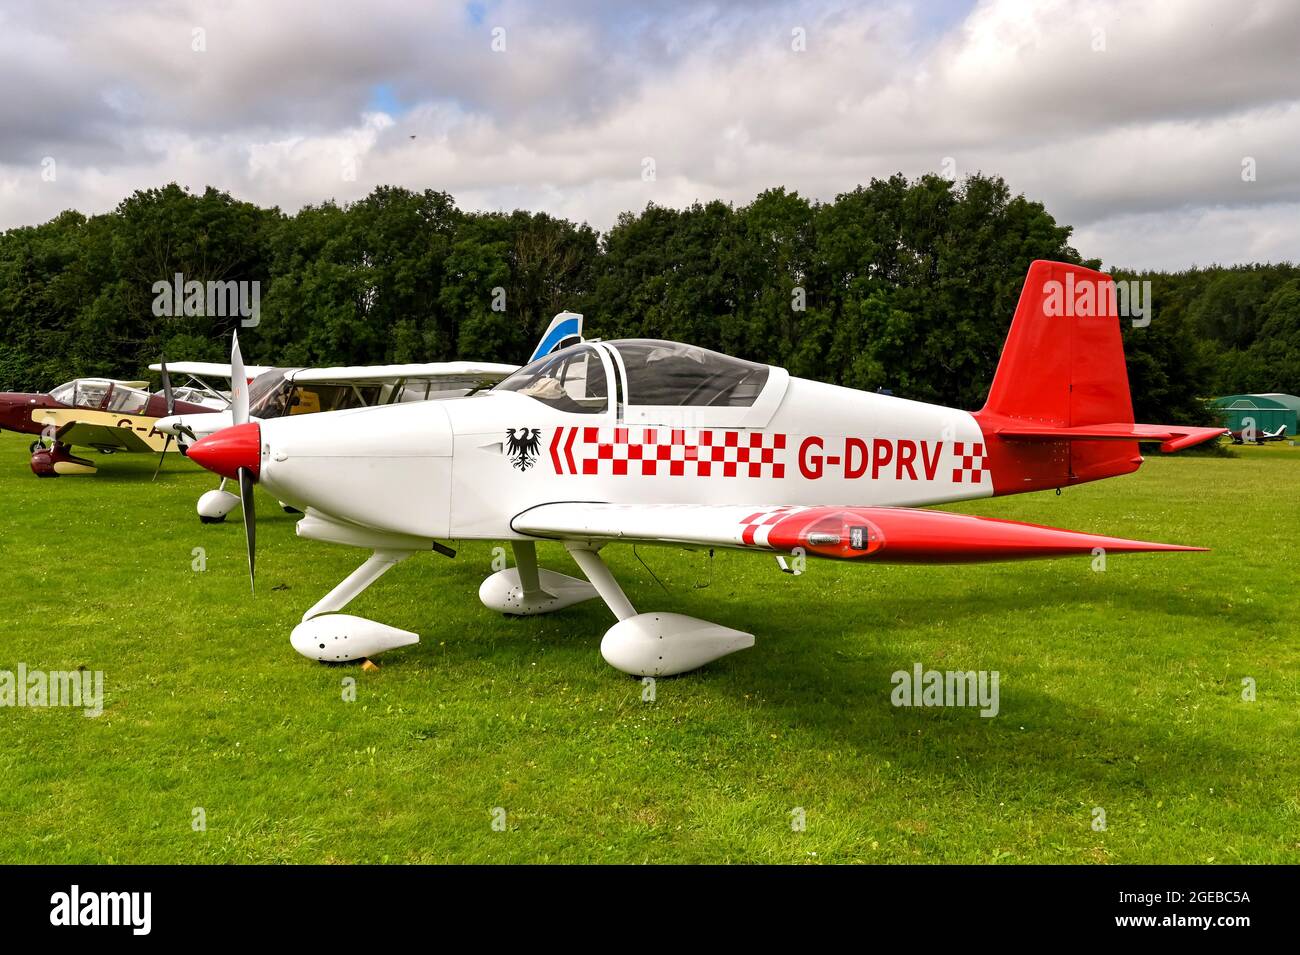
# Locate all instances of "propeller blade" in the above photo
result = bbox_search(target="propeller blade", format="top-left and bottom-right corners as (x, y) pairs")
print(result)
(160, 357), (175, 415)
(239, 465), (256, 594)
(230, 332), (249, 426)
(151, 433), (172, 481)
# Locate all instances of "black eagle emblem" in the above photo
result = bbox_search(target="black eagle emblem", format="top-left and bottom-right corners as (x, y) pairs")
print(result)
(505, 428), (543, 471)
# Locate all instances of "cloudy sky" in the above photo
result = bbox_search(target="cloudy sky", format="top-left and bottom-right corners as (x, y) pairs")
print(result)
(1, 0), (1297, 270)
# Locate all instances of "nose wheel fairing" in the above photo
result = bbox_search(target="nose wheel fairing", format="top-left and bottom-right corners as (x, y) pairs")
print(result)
(290, 613), (419, 663)
(197, 480), (241, 523)
(291, 549), (419, 662)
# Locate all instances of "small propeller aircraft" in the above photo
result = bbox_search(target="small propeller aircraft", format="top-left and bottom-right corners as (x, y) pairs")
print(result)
(154, 312), (583, 522)
(0, 376), (228, 477)
(185, 262), (1227, 677)
(1230, 424), (1288, 445)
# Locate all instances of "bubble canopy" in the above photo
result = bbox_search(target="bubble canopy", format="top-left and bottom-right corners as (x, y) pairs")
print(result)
(48, 379), (150, 415)
(493, 340), (769, 412)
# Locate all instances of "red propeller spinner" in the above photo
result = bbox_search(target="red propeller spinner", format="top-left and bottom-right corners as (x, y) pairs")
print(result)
(187, 422), (261, 481)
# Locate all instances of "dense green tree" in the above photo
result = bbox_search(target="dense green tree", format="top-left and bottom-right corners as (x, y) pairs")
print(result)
(2, 176), (1295, 428)
(1248, 280), (1300, 395)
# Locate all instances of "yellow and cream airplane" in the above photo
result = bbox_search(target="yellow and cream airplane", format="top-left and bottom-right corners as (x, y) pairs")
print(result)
(0, 376), (232, 476)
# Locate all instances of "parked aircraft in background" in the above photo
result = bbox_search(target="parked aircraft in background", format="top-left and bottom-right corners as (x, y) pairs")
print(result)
(0, 377), (228, 476)
(184, 263), (1225, 677)
(1230, 424), (1288, 444)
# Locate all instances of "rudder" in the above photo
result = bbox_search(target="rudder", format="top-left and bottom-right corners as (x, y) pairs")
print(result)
(974, 261), (1141, 493)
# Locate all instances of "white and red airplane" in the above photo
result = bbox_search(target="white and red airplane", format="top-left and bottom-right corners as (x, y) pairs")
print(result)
(184, 262), (1226, 676)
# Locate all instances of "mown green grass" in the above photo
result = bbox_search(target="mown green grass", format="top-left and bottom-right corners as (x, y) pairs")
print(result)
(0, 430), (1296, 864)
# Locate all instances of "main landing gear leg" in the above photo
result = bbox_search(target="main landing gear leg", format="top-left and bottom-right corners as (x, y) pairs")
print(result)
(513, 540), (545, 598)
(565, 545), (636, 620)
(563, 543), (754, 677)
(290, 549), (421, 663)
(477, 540), (598, 615)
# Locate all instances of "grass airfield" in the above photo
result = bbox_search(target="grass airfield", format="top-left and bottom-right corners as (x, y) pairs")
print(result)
(1, 429), (1297, 864)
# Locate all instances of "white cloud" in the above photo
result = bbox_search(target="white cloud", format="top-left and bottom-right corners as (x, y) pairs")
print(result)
(0, 0), (1297, 269)
(1073, 202), (1300, 271)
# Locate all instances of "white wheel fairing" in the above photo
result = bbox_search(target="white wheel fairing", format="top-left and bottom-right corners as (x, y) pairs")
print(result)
(600, 613), (754, 676)
(290, 614), (418, 662)
(478, 567), (598, 615)
(197, 488), (240, 521)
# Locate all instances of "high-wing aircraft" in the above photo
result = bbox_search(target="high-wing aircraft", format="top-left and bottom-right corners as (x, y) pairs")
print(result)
(0, 376), (228, 476)
(152, 362), (521, 445)
(155, 312), (583, 522)
(184, 262), (1227, 676)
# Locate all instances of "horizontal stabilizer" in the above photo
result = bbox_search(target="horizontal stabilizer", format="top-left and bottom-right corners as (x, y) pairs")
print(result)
(993, 423), (1228, 453)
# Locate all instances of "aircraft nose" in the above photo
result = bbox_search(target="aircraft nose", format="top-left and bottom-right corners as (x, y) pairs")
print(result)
(188, 422), (261, 480)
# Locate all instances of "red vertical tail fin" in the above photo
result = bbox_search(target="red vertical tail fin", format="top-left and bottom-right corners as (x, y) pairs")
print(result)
(973, 261), (1142, 494)
(981, 261), (1136, 427)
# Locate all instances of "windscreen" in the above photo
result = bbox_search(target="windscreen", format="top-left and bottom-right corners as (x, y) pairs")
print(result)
(492, 343), (609, 414)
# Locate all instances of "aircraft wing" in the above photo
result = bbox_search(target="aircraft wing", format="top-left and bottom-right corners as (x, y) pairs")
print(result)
(512, 502), (1206, 563)
(288, 362), (518, 386)
(147, 361), (274, 380)
(47, 419), (159, 453)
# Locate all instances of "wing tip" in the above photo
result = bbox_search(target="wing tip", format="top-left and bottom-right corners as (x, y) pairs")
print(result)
(1113, 541), (1208, 553)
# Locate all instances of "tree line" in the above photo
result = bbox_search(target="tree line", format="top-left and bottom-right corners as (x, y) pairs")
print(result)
(1, 176), (1296, 424)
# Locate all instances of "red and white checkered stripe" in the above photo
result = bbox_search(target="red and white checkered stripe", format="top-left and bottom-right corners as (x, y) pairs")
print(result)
(738, 505), (806, 545)
(951, 441), (989, 484)
(550, 427), (787, 478)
